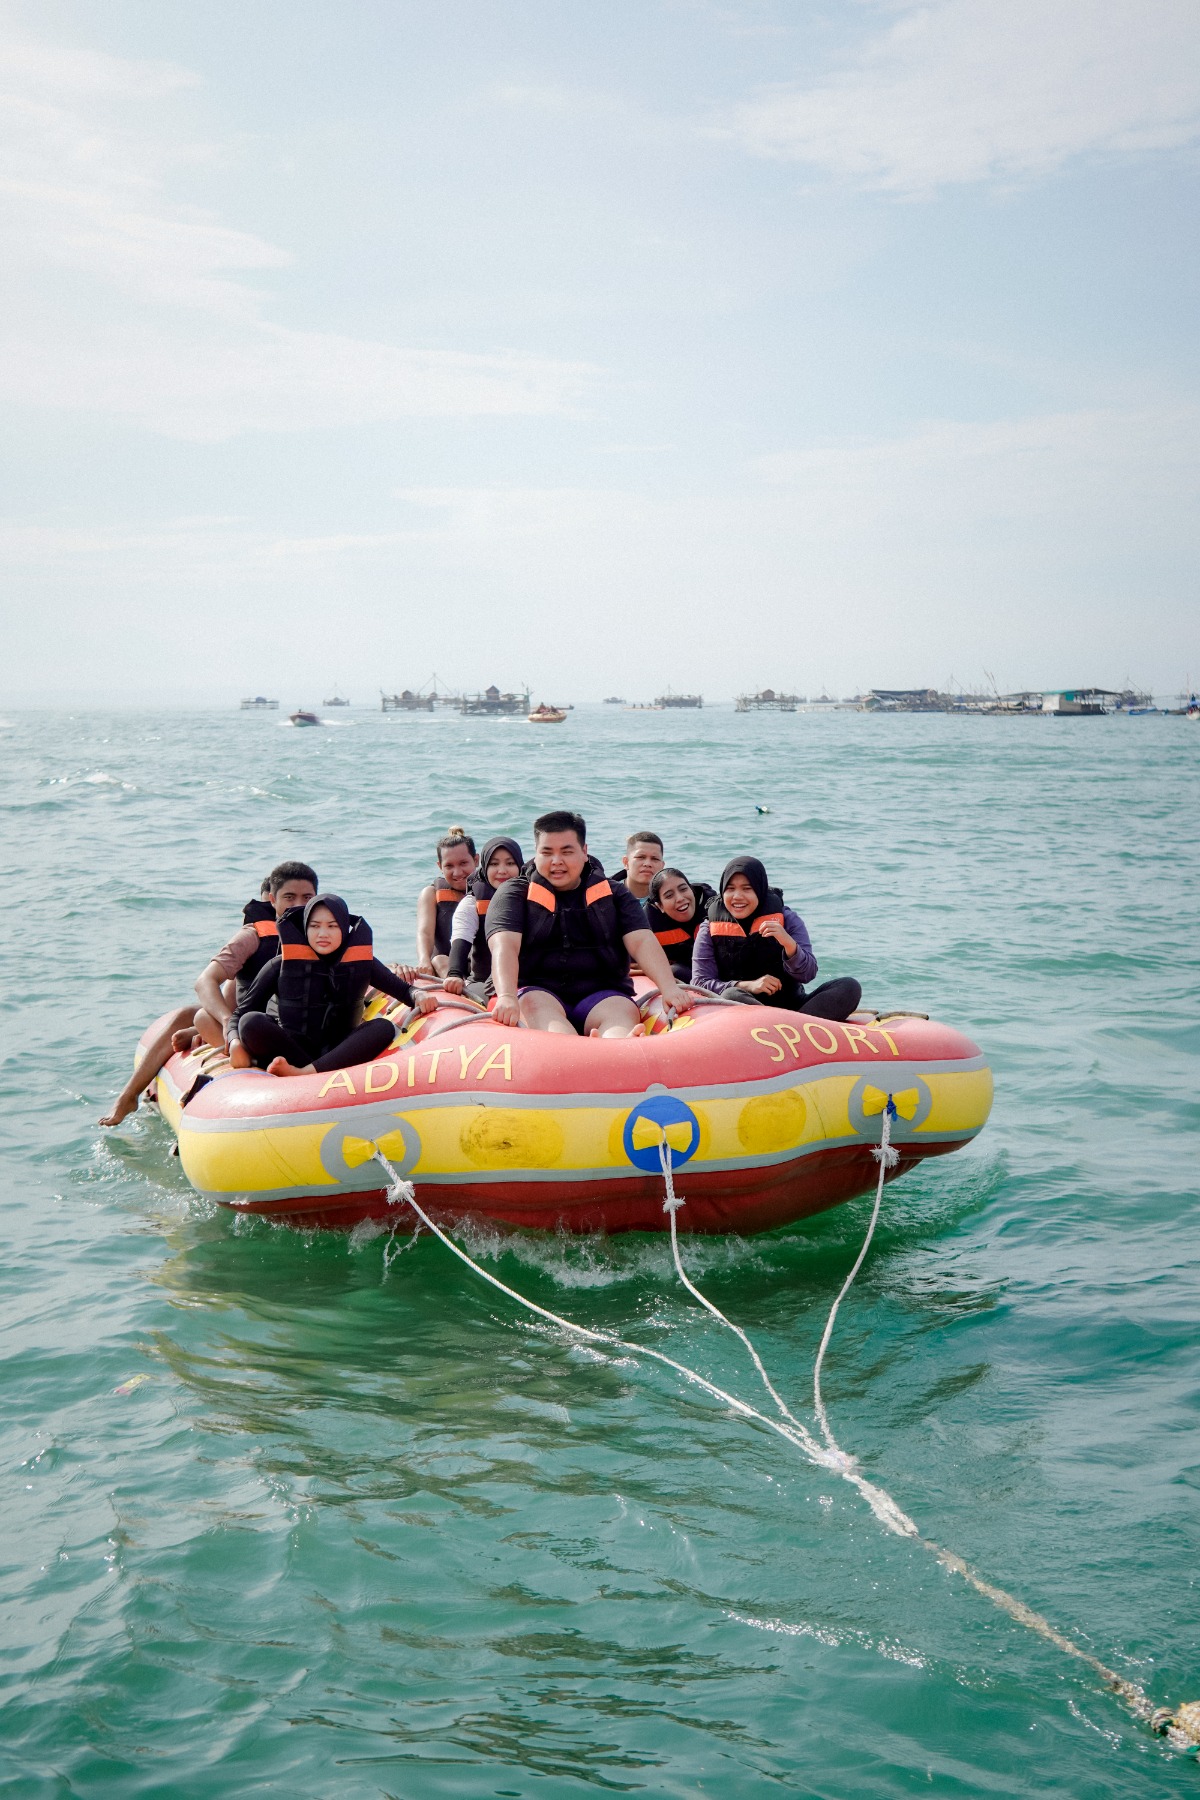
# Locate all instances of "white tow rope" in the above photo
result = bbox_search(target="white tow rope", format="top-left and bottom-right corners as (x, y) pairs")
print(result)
(370, 1112), (1197, 1749)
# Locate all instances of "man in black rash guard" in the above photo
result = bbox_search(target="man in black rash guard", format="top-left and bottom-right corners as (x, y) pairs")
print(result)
(485, 810), (695, 1038)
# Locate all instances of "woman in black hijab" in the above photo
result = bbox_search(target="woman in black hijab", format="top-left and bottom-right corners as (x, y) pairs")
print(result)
(443, 834), (525, 1000)
(228, 893), (436, 1076)
(692, 856), (861, 1019)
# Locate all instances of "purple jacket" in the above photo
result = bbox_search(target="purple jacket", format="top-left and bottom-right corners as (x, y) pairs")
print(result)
(691, 905), (818, 993)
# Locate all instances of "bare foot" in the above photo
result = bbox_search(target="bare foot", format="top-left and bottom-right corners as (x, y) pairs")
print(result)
(171, 1027), (200, 1053)
(266, 1056), (316, 1078)
(99, 1093), (138, 1126)
(629, 1022), (648, 1038)
(228, 1041), (251, 1070)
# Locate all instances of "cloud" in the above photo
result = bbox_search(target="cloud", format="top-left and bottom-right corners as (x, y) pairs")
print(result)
(725, 0), (1200, 193)
(751, 404), (1200, 521)
(0, 322), (591, 441)
(0, 23), (590, 434)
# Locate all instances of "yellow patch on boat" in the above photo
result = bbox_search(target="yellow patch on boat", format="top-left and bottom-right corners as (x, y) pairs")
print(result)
(460, 1108), (565, 1169)
(737, 1088), (807, 1153)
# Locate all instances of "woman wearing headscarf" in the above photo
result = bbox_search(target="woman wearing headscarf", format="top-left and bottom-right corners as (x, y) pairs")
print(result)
(443, 835), (524, 1001)
(227, 893), (436, 1077)
(644, 867), (717, 982)
(691, 856), (861, 1020)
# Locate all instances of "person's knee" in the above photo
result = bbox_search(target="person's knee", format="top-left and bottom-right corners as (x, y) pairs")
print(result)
(192, 1008), (225, 1048)
(360, 1019), (396, 1057)
(238, 1013), (272, 1055)
(801, 978), (861, 1022)
(584, 996), (641, 1037)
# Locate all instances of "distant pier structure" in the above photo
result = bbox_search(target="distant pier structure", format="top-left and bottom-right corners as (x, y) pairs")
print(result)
(736, 687), (800, 713)
(381, 688), (436, 712)
(655, 690), (703, 709)
(460, 684), (531, 717)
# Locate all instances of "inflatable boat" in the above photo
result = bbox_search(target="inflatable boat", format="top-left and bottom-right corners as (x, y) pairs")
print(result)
(143, 989), (992, 1232)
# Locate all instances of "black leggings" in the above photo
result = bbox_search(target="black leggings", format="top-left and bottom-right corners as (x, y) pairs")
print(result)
(237, 1013), (396, 1072)
(797, 977), (862, 1021)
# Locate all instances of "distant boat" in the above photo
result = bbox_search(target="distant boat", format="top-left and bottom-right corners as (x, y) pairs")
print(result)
(323, 695), (350, 707)
(289, 710), (321, 727)
(624, 703), (663, 712)
(603, 696), (625, 705)
(528, 703), (567, 724)
(240, 696), (278, 710)
(655, 691), (703, 709)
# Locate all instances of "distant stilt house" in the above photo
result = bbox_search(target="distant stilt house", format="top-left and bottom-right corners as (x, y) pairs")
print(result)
(735, 688), (800, 712)
(381, 688), (436, 711)
(460, 684), (531, 716)
(1040, 689), (1120, 715)
(864, 688), (947, 712)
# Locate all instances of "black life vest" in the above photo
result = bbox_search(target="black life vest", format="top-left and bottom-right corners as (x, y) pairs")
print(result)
(707, 888), (801, 1008)
(236, 898), (280, 1004)
(644, 881), (716, 978)
(426, 883), (464, 958)
(514, 857), (629, 990)
(273, 907), (376, 1048)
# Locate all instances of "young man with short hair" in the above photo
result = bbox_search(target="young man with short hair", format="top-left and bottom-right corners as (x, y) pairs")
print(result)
(99, 861), (320, 1125)
(612, 830), (665, 906)
(190, 861), (320, 1049)
(486, 811), (694, 1037)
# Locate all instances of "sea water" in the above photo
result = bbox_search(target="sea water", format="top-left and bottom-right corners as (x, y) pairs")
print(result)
(0, 704), (1197, 1797)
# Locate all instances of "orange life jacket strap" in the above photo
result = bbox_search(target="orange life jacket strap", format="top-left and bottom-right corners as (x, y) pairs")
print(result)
(527, 881), (557, 912)
(340, 944), (374, 963)
(253, 920), (279, 940)
(710, 920), (747, 938)
(751, 912), (785, 935)
(434, 888), (460, 905)
(655, 927), (691, 946)
(476, 898), (489, 915)
(585, 879), (613, 905)
(281, 943), (319, 961)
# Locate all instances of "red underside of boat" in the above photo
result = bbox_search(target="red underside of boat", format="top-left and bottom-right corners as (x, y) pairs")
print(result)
(226, 1140), (956, 1233)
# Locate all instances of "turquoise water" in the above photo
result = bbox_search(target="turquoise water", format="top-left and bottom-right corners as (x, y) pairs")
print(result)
(1, 705), (1197, 1797)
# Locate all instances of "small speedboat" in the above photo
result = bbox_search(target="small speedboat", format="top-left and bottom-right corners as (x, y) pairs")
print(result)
(528, 704), (567, 724)
(289, 710), (322, 727)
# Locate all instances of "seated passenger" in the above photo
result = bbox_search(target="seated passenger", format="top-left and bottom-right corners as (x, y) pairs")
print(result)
(228, 894), (436, 1077)
(416, 828), (477, 976)
(191, 861), (318, 1051)
(692, 856), (862, 1020)
(98, 865), (316, 1125)
(610, 830), (665, 907)
(486, 810), (695, 1037)
(644, 866), (717, 981)
(443, 835), (524, 1002)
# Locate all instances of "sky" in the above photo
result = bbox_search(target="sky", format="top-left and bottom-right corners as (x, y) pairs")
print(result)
(1, 0), (1198, 705)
